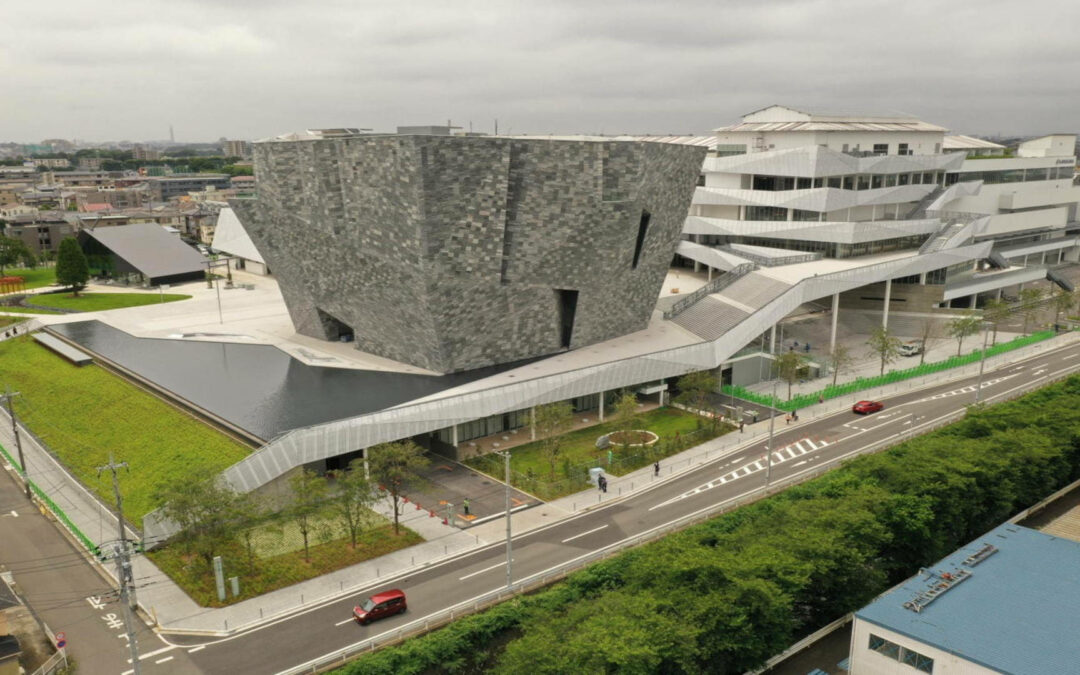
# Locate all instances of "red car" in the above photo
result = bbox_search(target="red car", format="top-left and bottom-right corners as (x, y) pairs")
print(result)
(353, 589), (407, 625)
(852, 400), (884, 415)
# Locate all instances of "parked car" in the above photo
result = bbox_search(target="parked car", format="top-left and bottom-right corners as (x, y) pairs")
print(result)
(353, 589), (407, 625)
(852, 400), (884, 415)
(898, 340), (923, 357)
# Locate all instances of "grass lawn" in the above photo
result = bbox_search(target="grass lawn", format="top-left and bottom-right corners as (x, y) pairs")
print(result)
(0, 316), (19, 328)
(0, 306), (65, 315)
(2, 267), (57, 290)
(30, 292), (191, 312)
(468, 407), (734, 500)
(149, 521), (422, 606)
(0, 336), (250, 522)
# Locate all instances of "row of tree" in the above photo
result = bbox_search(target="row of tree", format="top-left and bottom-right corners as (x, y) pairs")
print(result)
(765, 287), (1078, 402)
(337, 375), (1080, 675)
(155, 440), (429, 567)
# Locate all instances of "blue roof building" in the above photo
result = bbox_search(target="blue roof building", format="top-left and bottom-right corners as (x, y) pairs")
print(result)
(850, 523), (1080, 675)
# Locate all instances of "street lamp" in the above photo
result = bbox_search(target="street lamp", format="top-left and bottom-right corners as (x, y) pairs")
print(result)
(765, 378), (779, 491)
(499, 450), (513, 589)
(975, 321), (991, 404)
(201, 257), (235, 325)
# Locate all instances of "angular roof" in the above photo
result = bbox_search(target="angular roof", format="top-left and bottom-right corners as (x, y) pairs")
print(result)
(719, 104), (947, 133)
(211, 207), (265, 263)
(944, 134), (1005, 150)
(81, 223), (206, 280)
(856, 524), (1080, 675)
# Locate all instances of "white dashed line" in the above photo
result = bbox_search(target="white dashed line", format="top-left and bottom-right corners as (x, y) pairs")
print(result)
(562, 524), (609, 544)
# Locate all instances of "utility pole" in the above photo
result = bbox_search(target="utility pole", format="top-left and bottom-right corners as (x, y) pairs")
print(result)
(975, 322), (991, 405)
(1, 388), (29, 499)
(97, 456), (140, 675)
(765, 378), (778, 491)
(502, 450), (512, 589)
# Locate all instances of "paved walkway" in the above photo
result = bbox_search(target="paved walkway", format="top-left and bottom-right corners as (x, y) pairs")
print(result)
(1, 329), (1077, 636)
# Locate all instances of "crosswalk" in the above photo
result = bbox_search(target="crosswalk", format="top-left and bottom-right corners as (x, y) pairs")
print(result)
(650, 437), (830, 510)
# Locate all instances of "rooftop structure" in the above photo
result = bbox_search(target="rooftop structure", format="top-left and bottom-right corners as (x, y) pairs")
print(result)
(851, 524), (1080, 675)
(78, 222), (206, 285)
(232, 133), (705, 373)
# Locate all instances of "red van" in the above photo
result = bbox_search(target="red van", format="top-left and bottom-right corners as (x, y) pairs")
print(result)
(353, 589), (407, 625)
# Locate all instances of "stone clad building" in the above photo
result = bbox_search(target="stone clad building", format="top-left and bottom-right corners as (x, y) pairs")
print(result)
(232, 132), (705, 373)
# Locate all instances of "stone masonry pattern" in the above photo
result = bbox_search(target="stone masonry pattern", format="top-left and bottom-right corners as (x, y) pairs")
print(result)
(232, 135), (705, 373)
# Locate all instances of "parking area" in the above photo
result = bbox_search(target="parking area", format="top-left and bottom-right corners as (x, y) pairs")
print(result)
(403, 456), (540, 528)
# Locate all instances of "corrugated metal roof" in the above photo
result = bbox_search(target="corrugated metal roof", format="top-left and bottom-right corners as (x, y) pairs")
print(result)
(856, 524), (1080, 675)
(81, 223), (206, 281)
(633, 135), (716, 147)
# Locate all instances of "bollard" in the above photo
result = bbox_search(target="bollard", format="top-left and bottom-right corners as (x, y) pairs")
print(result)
(411, 555), (414, 565)
(340, 581), (344, 591)
(445, 544), (448, 554)
(225, 619), (228, 631)
(301, 593), (304, 603)
(429, 509), (435, 518)
(416, 502), (421, 510)
(260, 608), (263, 618)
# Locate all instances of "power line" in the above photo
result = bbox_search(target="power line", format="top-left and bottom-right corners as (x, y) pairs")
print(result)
(1, 386), (29, 499)
(97, 456), (141, 675)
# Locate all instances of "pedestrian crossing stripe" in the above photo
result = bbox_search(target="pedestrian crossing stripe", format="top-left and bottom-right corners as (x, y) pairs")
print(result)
(649, 438), (830, 510)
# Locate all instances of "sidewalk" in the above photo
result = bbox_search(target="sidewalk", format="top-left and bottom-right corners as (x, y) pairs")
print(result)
(2, 328), (1077, 637)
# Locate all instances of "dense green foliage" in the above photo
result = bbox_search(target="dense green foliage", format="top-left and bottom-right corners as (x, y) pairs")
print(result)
(54, 237), (89, 293)
(335, 375), (1080, 675)
(29, 291), (190, 311)
(723, 330), (1056, 411)
(0, 337), (250, 521)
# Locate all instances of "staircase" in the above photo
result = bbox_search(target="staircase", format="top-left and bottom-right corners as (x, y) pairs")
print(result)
(663, 263), (754, 320)
(986, 250), (1010, 270)
(919, 219), (969, 254)
(1047, 268), (1075, 292)
(906, 186), (945, 219)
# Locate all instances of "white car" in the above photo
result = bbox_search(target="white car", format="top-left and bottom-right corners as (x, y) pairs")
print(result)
(899, 341), (923, 357)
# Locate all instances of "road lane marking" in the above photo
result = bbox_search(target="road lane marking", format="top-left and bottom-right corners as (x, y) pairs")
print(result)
(561, 525), (609, 544)
(155, 656), (174, 665)
(335, 618), (355, 627)
(1063, 353), (1079, 359)
(134, 646), (174, 661)
(187, 645), (205, 653)
(793, 460), (807, 467)
(459, 559), (512, 581)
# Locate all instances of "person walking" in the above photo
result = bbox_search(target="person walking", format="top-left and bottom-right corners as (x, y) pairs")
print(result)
(463, 498), (470, 516)
(654, 461), (660, 477)
(739, 420), (745, 433)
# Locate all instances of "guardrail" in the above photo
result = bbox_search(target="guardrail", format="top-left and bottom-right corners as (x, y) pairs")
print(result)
(662, 263), (754, 319)
(717, 246), (822, 267)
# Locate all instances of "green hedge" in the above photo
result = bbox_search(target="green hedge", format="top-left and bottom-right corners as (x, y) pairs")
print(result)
(333, 373), (1080, 674)
(724, 330), (1056, 411)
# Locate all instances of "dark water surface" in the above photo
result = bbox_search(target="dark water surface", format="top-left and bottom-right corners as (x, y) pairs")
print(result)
(50, 321), (521, 441)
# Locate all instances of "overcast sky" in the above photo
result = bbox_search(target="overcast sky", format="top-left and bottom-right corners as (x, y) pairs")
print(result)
(2, 0), (1077, 143)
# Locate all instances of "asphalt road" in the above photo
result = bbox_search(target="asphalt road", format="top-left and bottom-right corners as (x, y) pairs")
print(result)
(0, 462), (200, 675)
(157, 337), (1080, 675)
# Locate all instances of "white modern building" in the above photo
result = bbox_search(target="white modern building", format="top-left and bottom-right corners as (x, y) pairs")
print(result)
(114, 108), (1080, 540)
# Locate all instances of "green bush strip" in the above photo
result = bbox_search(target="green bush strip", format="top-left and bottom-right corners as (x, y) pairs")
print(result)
(0, 441), (101, 557)
(724, 330), (1057, 410)
(333, 374), (1080, 675)
(27, 292), (191, 312)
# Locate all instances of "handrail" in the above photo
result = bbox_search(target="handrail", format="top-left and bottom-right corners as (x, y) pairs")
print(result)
(663, 263), (754, 319)
(716, 246), (822, 268)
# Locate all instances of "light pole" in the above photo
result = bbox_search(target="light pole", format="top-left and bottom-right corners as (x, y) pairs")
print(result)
(500, 450), (512, 588)
(975, 321), (991, 404)
(765, 378), (778, 491)
(201, 258), (234, 325)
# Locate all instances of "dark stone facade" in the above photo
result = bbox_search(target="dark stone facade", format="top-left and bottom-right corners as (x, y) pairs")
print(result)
(232, 135), (704, 373)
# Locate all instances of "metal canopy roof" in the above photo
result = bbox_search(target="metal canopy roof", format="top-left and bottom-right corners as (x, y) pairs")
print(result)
(80, 223), (206, 281)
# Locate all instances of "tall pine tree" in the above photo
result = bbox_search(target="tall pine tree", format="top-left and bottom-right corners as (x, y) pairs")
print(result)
(55, 237), (89, 296)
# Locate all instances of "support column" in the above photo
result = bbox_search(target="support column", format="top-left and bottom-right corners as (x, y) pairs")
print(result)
(598, 393), (605, 422)
(530, 407), (536, 441)
(770, 324), (777, 354)
(830, 292), (840, 355)
(919, 272), (927, 285)
(707, 266), (713, 282)
(452, 424), (459, 446)
(882, 279), (892, 329)
(997, 288), (1003, 301)
(969, 294), (978, 309)
(658, 381), (665, 406)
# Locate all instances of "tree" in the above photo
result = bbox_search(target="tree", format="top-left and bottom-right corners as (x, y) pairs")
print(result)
(55, 237), (89, 295)
(611, 390), (640, 444)
(829, 344), (855, 387)
(982, 297), (1010, 346)
(0, 235), (29, 275)
(234, 491), (266, 573)
(675, 370), (718, 428)
(368, 440), (429, 535)
(947, 312), (983, 357)
(916, 318), (939, 365)
(154, 474), (245, 569)
(773, 351), (804, 401)
(1052, 287), (1075, 329)
(1019, 287), (1044, 334)
(866, 325), (901, 376)
(534, 401), (574, 479)
(289, 469), (329, 562)
(329, 459), (376, 549)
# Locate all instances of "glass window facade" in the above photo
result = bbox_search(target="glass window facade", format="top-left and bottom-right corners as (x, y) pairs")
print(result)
(869, 634), (934, 673)
(746, 206), (788, 221)
(951, 166), (1066, 185)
